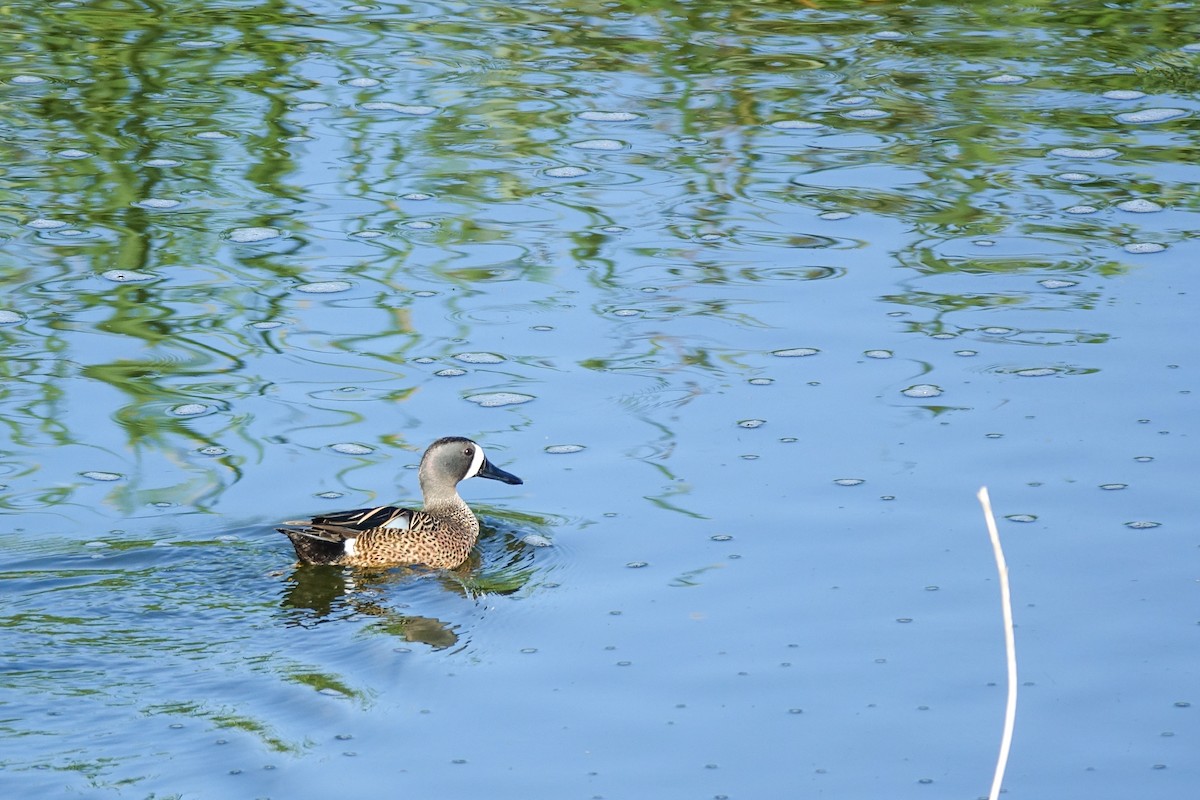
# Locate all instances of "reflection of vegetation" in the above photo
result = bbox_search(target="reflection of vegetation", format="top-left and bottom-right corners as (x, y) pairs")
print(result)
(286, 672), (367, 703)
(146, 701), (301, 754)
(0, 0), (1192, 525)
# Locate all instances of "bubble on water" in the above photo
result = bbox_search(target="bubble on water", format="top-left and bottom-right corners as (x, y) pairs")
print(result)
(144, 158), (182, 167)
(626, 561), (648, 569)
(454, 352), (505, 364)
(772, 347), (819, 358)
(1056, 172), (1094, 183)
(1006, 514), (1037, 523)
(974, 239), (995, 246)
(228, 227), (281, 243)
(1049, 147), (1119, 159)
(531, 324), (554, 331)
(296, 280), (352, 293)
(412, 357), (436, 364)
(820, 211), (852, 220)
(331, 443), (373, 455)
(404, 220), (435, 230)
(612, 308), (642, 317)
(81, 471), (122, 481)
(864, 349), (893, 359)
(466, 392), (535, 407)
(248, 320), (284, 330)
(179, 39), (221, 49)
(198, 446), (227, 456)
(57, 229), (87, 237)
(195, 131), (233, 140)
(316, 491), (344, 499)
(346, 77), (381, 87)
(834, 96), (871, 106)
(545, 444), (585, 454)
(352, 230), (386, 238)
(1039, 279), (1077, 289)
(1100, 483), (1127, 491)
(0, 310), (25, 324)
(1116, 199), (1163, 213)
(171, 403), (208, 416)
(134, 198), (181, 209)
(545, 166), (588, 178)
(361, 102), (437, 115)
(844, 108), (890, 119)
(1125, 520), (1160, 530)
(902, 384), (942, 398)
(522, 533), (553, 547)
(1123, 242), (1166, 254)
(1103, 89), (1145, 100)
(11, 74), (47, 84)
(578, 111), (638, 121)
(27, 218), (68, 229)
(401, 192), (433, 201)
(1064, 205), (1099, 215)
(748, 377), (774, 385)
(102, 269), (157, 282)
(1134, 456), (1153, 463)
(738, 419), (766, 429)
(983, 74), (1027, 84)
(982, 326), (1013, 335)
(770, 119), (822, 130)
(955, 349), (978, 357)
(412, 290), (437, 298)
(1015, 367), (1057, 377)
(57, 149), (92, 159)
(571, 139), (623, 150)
(834, 478), (864, 487)
(435, 368), (467, 377)
(1115, 108), (1187, 124)
(293, 102), (329, 112)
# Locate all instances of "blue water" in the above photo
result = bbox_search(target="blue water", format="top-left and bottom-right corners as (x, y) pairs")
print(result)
(1, 1), (1198, 797)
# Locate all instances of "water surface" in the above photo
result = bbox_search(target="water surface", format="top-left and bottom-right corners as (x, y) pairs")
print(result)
(1, 1), (1197, 797)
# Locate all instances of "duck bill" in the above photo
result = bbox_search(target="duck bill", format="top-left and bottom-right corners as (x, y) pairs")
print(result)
(478, 458), (523, 485)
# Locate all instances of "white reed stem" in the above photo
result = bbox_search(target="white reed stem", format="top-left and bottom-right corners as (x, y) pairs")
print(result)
(977, 486), (1017, 800)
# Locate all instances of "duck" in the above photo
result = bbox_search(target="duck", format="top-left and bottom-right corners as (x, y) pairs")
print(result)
(278, 436), (523, 569)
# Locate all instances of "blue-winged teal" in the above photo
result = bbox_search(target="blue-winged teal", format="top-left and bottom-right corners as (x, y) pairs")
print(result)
(278, 436), (523, 569)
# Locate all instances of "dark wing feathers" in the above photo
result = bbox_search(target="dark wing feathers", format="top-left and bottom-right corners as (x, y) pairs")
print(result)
(305, 505), (414, 532)
(278, 505), (415, 565)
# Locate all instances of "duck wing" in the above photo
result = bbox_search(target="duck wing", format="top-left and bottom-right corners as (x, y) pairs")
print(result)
(278, 505), (414, 564)
(303, 505), (414, 532)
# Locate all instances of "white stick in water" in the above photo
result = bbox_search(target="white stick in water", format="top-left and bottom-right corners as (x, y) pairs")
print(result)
(977, 486), (1017, 800)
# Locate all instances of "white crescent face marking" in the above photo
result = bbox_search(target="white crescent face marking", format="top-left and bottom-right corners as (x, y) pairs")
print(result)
(344, 537), (358, 557)
(465, 444), (486, 480)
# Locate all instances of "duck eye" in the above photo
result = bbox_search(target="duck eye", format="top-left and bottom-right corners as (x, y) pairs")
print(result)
(464, 447), (473, 457)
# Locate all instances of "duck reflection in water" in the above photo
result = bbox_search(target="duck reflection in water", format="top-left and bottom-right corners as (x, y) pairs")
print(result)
(277, 529), (544, 650)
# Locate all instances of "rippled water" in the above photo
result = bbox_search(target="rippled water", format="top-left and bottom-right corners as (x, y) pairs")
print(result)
(2, 1), (1198, 797)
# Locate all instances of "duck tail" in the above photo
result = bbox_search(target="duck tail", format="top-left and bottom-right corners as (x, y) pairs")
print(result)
(278, 527), (344, 565)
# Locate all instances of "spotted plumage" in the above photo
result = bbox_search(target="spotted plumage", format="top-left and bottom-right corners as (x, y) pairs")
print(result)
(278, 436), (522, 569)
